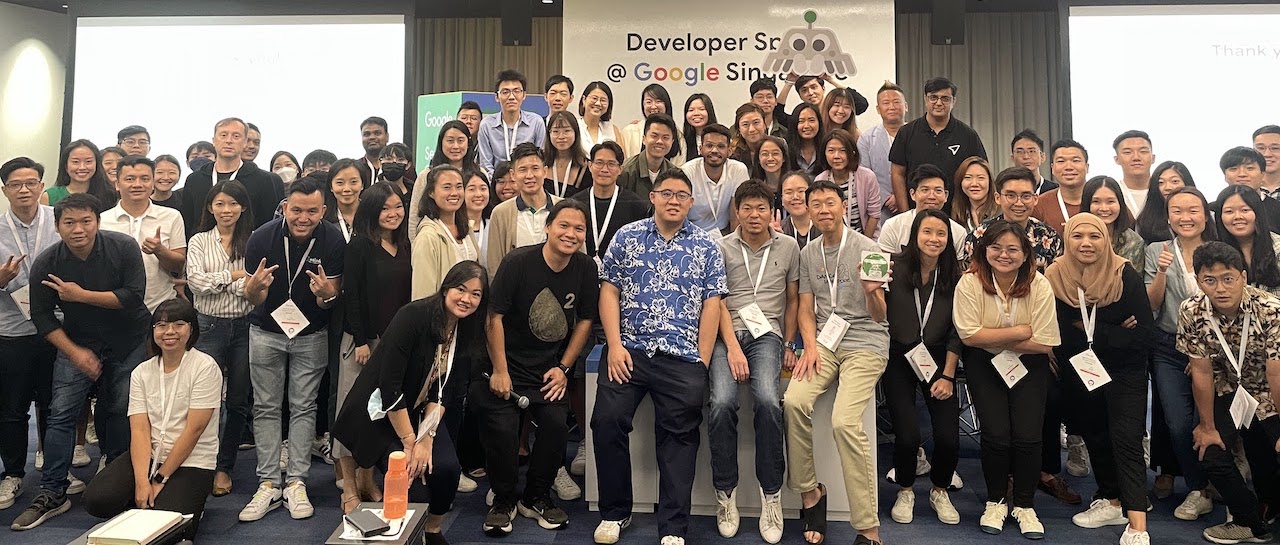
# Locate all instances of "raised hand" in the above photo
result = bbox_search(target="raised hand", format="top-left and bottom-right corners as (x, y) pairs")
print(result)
(0, 254), (26, 287)
(41, 274), (88, 303)
(1156, 242), (1174, 274)
(141, 227), (163, 255)
(245, 258), (278, 293)
(306, 265), (337, 300)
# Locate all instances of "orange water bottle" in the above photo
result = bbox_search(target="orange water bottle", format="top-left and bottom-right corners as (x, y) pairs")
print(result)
(384, 451), (409, 519)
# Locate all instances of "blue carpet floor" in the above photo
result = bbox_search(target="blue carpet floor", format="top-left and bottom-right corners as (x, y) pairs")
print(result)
(0, 421), (1246, 544)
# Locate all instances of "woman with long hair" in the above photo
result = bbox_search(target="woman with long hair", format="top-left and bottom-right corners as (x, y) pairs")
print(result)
(954, 220), (1060, 539)
(270, 151), (301, 186)
(430, 120), (477, 171)
(1144, 187), (1218, 521)
(41, 139), (117, 208)
(786, 102), (824, 174)
(884, 209), (964, 526)
(1214, 185), (1280, 296)
(1081, 176), (1145, 268)
(325, 159), (367, 242)
(813, 129), (880, 236)
(682, 93), (717, 162)
(750, 136), (795, 208)
(464, 169), (494, 270)
(729, 103), (767, 169)
(951, 156), (1000, 233)
(100, 147), (125, 187)
(1135, 161), (1195, 243)
(1045, 213), (1153, 542)
(620, 83), (683, 164)
(412, 165), (478, 298)
(577, 81), (624, 155)
(185, 180), (255, 497)
(821, 88), (860, 139)
(332, 261), (489, 545)
(542, 111), (590, 198)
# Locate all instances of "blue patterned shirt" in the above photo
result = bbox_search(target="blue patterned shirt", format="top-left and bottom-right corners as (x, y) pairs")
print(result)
(601, 218), (728, 363)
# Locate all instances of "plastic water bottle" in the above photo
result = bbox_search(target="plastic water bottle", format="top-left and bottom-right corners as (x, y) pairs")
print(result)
(384, 451), (409, 519)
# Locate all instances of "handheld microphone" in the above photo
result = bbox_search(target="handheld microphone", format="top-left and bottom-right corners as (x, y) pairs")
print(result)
(482, 373), (530, 408)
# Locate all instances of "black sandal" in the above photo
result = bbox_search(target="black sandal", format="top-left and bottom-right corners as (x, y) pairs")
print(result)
(800, 483), (828, 544)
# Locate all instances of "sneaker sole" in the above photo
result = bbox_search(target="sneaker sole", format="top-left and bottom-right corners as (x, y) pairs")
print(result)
(288, 505), (314, 519)
(72, 458), (90, 468)
(1202, 532), (1271, 544)
(10, 499), (70, 531)
(518, 503), (567, 530)
(0, 494), (16, 510)
(1073, 516), (1128, 529)
(1175, 507), (1213, 521)
(553, 485), (582, 501)
(238, 499), (282, 522)
(980, 524), (1003, 535)
(1023, 530), (1044, 540)
(891, 511), (912, 524)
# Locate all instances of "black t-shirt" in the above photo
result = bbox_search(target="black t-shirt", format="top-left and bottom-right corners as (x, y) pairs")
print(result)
(488, 245), (600, 385)
(888, 115), (987, 209)
(571, 186), (651, 258)
(152, 189), (183, 212)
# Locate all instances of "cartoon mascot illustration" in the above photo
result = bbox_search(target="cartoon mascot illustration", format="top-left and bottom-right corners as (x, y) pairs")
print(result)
(762, 10), (857, 77)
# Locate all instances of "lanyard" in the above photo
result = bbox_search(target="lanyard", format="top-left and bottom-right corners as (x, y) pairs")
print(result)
(702, 169), (726, 227)
(219, 163), (242, 183)
(590, 187), (619, 257)
(4, 208), (45, 277)
(739, 241), (771, 297)
(1077, 288), (1097, 347)
(282, 224), (317, 299)
(364, 158), (380, 181)
(552, 161), (572, 197)
(1057, 191), (1071, 227)
(502, 120), (517, 158)
(915, 281), (936, 340)
(337, 214), (352, 243)
(1118, 182), (1140, 216)
(150, 352), (187, 477)
(790, 217), (811, 247)
(820, 227), (848, 306)
(1207, 305), (1251, 378)
(434, 327), (458, 402)
(992, 273), (1019, 327)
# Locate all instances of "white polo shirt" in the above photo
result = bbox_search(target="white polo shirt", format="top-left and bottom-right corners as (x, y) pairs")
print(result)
(100, 202), (187, 312)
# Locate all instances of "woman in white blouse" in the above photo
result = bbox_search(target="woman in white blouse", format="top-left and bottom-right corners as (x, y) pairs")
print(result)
(183, 180), (254, 496)
(83, 299), (222, 539)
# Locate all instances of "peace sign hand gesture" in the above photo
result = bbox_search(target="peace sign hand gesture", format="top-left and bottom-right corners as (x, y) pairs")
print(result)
(0, 254), (26, 287)
(306, 265), (337, 300)
(245, 258), (278, 294)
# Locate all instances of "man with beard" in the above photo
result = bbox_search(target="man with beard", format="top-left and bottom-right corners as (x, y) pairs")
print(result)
(889, 77), (987, 212)
(682, 124), (749, 234)
(358, 117), (389, 181)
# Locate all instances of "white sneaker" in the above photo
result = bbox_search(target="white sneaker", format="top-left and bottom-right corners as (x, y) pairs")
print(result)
(283, 481), (313, 519)
(950, 471), (965, 490)
(715, 488), (740, 537)
(891, 488), (914, 523)
(486, 488), (494, 507)
(1011, 507), (1045, 539)
(915, 447), (932, 476)
(238, 482), (283, 522)
(660, 536), (685, 545)
(66, 473), (86, 495)
(458, 474), (478, 493)
(930, 488), (960, 524)
(310, 434), (333, 465)
(96, 456), (106, 474)
(552, 467), (581, 500)
(593, 516), (630, 544)
(1174, 490), (1213, 521)
(570, 442), (587, 476)
(1073, 499), (1128, 528)
(1119, 525), (1152, 545)
(980, 501), (1008, 534)
(0, 476), (23, 509)
(1066, 435), (1090, 477)
(86, 415), (97, 445)
(759, 489), (783, 544)
(71, 445), (90, 468)
(279, 440), (289, 469)
(1059, 423), (1067, 449)
(34, 451), (43, 471)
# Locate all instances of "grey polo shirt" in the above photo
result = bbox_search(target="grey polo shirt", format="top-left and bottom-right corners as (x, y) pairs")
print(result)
(717, 229), (801, 337)
(798, 227), (890, 352)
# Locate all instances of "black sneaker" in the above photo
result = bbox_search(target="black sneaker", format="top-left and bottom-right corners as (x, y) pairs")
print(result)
(518, 497), (569, 530)
(10, 492), (70, 531)
(853, 534), (883, 545)
(483, 503), (517, 536)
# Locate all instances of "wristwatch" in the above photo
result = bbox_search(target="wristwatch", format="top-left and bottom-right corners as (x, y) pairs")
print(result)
(150, 471), (169, 485)
(785, 342), (799, 352)
(557, 364), (572, 376)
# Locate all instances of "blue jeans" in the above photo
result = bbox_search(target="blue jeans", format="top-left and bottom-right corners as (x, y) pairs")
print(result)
(1150, 328), (1206, 490)
(708, 332), (785, 494)
(40, 341), (147, 495)
(194, 314), (251, 473)
(249, 326), (328, 486)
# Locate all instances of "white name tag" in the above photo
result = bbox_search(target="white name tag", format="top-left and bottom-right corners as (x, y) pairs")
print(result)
(1231, 386), (1260, 429)
(817, 313), (850, 352)
(905, 343), (938, 382)
(1068, 349), (1113, 391)
(10, 284), (31, 321)
(271, 299), (310, 339)
(738, 303), (772, 339)
(991, 350), (1028, 388)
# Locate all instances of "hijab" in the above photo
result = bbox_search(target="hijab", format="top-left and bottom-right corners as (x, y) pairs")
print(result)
(1044, 213), (1128, 307)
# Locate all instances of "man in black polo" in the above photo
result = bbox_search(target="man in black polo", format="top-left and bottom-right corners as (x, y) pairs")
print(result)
(181, 117), (285, 233)
(889, 76), (987, 211)
(11, 193), (149, 531)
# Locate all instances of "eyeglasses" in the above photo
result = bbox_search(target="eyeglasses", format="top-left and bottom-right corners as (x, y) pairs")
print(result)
(986, 246), (1024, 257)
(1199, 275), (1241, 289)
(585, 95), (609, 105)
(1012, 148), (1041, 157)
(652, 189), (693, 202)
(591, 160), (620, 170)
(1255, 145), (1280, 154)
(926, 94), (954, 104)
(3, 181), (42, 191)
(1000, 192), (1037, 203)
(913, 187), (946, 196)
(122, 138), (150, 147)
(153, 320), (190, 331)
(497, 88), (525, 98)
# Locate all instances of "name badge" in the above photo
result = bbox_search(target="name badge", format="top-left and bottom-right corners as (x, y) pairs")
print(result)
(738, 303), (772, 339)
(991, 350), (1027, 388)
(1068, 349), (1112, 391)
(10, 284), (31, 321)
(905, 343), (938, 382)
(1231, 386), (1260, 429)
(271, 299), (310, 339)
(817, 313), (850, 352)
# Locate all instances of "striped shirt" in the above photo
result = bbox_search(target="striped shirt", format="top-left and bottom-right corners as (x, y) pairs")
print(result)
(185, 229), (252, 318)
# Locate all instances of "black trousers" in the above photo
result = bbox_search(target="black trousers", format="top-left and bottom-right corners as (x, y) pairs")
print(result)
(964, 348), (1049, 508)
(882, 343), (959, 489)
(1063, 363), (1151, 512)
(1040, 369), (1069, 474)
(374, 427), (462, 517)
(83, 455), (214, 538)
(470, 378), (569, 506)
(1201, 394), (1280, 535)
(592, 348), (707, 538)
(0, 335), (55, 479)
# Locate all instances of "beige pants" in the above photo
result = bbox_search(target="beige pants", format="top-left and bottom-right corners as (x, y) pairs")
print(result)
(333, 334), (378, 460)
(783, 346), (886, 531)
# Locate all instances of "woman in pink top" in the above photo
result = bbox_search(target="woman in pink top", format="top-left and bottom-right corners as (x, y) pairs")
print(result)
(814, 128), (881, 236)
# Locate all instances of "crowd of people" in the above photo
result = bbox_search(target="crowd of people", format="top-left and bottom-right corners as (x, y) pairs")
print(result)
(2, 66), (1280, 545)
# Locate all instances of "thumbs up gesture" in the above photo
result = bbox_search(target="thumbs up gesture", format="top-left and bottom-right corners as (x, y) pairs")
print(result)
(141, 227), (163, 255)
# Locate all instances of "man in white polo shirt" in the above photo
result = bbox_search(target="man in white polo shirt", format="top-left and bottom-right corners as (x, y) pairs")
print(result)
(877, 164), (964, 254)
(683, 124), (749, 234)
(99, 156), (186, 311)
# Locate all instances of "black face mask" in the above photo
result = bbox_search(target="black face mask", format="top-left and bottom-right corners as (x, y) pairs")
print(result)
(189, 157), (213, 172)
(381, 163), (407, 180)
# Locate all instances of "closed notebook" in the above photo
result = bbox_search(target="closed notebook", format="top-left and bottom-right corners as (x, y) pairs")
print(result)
(87, 509), (184, 545)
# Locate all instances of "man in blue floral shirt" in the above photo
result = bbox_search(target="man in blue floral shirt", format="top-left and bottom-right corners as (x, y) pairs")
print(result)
(591, 169), (727, 545)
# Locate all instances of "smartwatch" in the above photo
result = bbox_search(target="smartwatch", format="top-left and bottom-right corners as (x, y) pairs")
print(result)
(785, 342), (799, 352)
(557, 364), (572, 377)
(151, 471), (169, 485)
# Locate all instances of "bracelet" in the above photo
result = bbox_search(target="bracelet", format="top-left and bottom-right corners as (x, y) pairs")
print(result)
(939, 374), (956, 383)
(400, 433), (415, 443)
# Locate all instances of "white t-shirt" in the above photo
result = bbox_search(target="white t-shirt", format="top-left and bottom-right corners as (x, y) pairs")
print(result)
(876, 209), (967, 254)
(127, 349), (222, 471)
(683, 158), (750, 233)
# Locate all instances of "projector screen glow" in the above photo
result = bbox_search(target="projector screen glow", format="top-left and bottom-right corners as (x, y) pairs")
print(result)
(72, 15), (405, 184)
(1069, 4), (1280, 202)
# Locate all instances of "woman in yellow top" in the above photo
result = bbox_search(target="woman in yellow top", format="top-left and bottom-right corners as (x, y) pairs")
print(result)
(953, 220), (1060, 539)
(412, 165), (480, 300)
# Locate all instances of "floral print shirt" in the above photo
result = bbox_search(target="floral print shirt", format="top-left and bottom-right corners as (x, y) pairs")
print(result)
(1177, 285), (1280, 421)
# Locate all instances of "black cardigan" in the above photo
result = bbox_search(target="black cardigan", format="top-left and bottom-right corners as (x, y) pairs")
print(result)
(885, 259), (963, 358)
(1052, 265), (1154, 373)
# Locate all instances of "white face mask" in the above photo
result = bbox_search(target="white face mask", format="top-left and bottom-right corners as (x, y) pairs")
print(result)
(275, 166), (298, 185)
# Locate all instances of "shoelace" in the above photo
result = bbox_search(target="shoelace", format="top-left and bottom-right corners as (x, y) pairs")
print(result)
(1013, 509), (1039, 525)
(249, 488), (277, 509)
(762, 498), (784, 528)
(0, 479), (19, 496)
